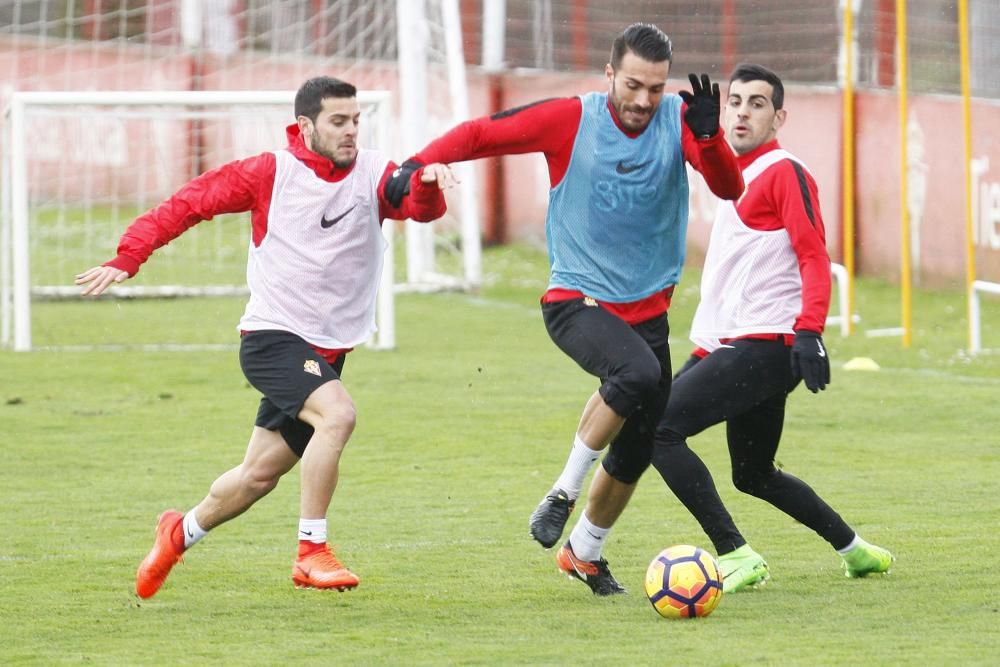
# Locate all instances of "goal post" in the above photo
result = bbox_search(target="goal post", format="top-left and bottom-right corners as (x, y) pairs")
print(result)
(0, 0), (483, 353)
(1, 89), (400, 352)
(396, 0), (482, 293)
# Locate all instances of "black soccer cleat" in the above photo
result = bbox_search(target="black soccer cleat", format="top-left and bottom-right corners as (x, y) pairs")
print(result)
(529, 488), (575, 549)
(556, 542), (626, 596)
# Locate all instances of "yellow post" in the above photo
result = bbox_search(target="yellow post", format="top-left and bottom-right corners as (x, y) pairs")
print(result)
(897, 0), (912, 348)
(959, 0), (976, 351)
(841, 0), (856, 336)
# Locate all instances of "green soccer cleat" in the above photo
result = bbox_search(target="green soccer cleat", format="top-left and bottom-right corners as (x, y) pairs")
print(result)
(841, 540), (894, 578)
(718, 544), (770, 593)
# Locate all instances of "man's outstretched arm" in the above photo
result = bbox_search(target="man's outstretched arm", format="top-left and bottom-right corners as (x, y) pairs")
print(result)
(378, 162), (457, 222)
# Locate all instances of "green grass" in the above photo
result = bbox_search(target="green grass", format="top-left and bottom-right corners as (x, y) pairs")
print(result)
(30, 209), (467, 293)
(30, 206), (253, 289)
(3, 243), (999, 665)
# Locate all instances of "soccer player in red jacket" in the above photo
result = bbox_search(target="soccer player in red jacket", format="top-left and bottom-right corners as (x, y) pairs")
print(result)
(569, 63), (894, 594)
(385, 23), (744, 594)
(76, 76), (455, 597)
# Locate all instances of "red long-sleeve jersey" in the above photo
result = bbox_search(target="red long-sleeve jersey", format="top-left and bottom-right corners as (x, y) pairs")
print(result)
(107, 124), (445, 278)
(689, 139), (830, 358)
(734, 140), (830, 334)
(414, 96), (742, 196)
(102, 125), (447, 361)
(411, 95), (743, 323)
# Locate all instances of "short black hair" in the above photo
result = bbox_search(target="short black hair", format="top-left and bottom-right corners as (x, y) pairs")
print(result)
(610, 23), (673, 69)
(294, 76), (357, 121)
(729, 63), (784, 110)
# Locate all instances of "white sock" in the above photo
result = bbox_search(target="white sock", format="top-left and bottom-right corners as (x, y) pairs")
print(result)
(182, 511), (208, 549)
(554, 435), (602, 499)
(568, 511), (611, 562)
(836, 533), (862, 554)
(298, 518), (327, 544)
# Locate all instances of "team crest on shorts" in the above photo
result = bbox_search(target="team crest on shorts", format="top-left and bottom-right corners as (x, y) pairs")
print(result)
(303, 359), (322, 377)
(584, 296), (598, 307)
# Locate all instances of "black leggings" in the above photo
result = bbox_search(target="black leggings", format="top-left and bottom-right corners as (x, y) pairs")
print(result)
(542, 298), (671, 484)
(651, 338), (854, 553)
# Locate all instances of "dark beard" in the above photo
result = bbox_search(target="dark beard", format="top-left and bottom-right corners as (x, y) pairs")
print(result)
(313, 143), (354, 168)
(609, 80), (649, 131)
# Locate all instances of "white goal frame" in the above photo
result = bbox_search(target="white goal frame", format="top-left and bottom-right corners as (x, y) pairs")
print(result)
(970, 280), (1000, 354)
(1, 89), (398, 352)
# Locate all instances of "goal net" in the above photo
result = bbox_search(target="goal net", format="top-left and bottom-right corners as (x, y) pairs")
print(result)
(1, 90), (399, 352)
(0, 0), (481, 352)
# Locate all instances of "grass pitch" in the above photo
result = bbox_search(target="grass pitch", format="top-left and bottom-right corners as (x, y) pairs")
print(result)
(2, 243), (999, 665)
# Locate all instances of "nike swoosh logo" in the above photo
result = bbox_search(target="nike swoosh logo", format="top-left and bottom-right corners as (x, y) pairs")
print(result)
(186, 526), (194, 539)
(300, 530), (313, 536)
(817, 341), (826, 358)
(320, 204), (357, 228)
(616, 160), (651, 174)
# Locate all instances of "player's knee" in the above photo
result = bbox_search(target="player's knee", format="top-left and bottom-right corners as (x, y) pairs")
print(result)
(241, 467), (281, 498)
(732, 466), (774, 497)
(651, 426), (683, 458)
(609, 358), (663, 414)
(602, 441), (653, 485)
(313, 401), (357, 443)
(603, 457), (651, 485)
(630, 358), (663, 401)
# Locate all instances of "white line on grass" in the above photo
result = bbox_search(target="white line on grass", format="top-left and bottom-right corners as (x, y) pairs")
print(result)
(857, 365), (1000, 385)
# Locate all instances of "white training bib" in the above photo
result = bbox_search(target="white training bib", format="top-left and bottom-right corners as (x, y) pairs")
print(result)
(238, 148), (388, 348)
(690, 149), (806, 352)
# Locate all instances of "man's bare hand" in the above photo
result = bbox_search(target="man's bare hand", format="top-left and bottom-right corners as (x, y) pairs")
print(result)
(419, 163), (459, 192)
(75, 265), (128, 297)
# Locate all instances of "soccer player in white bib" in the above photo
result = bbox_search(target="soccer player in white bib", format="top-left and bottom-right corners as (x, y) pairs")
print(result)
(562, 63), (894, 594)
(76, 76), (456, 598)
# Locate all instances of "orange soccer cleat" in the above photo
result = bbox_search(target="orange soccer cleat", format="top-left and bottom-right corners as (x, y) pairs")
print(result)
(292, 546), (360, 591)
(135, 510), (185, 599)
(556, 541), (626, 596)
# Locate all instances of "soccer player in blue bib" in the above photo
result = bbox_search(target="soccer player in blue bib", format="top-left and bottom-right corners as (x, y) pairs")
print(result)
(386, 23), (744, 594)
(495, 63), (894, 595)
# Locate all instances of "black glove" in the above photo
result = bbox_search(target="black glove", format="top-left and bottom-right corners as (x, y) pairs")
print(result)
(790, 330), (830, 393)
(384, 159), (423, 208)
(678, 73), (720, 139)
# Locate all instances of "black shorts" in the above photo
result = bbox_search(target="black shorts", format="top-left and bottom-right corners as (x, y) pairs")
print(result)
(542, 297), (671, 484)
(542, 297), (670, 418)
(239, 330), (345, 457)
